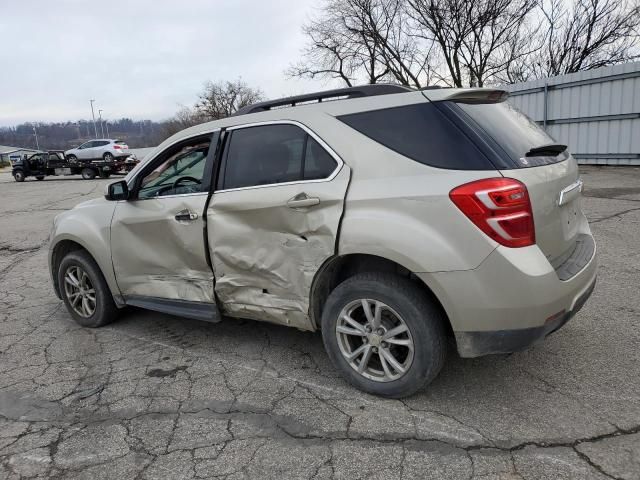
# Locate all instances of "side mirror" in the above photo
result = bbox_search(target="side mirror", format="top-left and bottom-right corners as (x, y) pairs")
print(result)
(105, 180), (129, 201)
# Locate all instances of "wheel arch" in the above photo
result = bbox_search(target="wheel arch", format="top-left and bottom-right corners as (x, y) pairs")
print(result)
(49, 212), (121, 305)
(309, 253), (454, 339)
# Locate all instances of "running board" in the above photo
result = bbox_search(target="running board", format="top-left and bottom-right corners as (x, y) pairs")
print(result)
(124, 295), (221, 323)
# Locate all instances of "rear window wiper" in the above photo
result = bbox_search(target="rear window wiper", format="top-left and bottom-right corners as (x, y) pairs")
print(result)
(525, 143), (567, 157)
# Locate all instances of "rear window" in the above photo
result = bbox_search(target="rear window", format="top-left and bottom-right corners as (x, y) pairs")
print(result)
(337, 103), (494, 170)
(115, 140), (127, 145)
(456, 102), (568, 167)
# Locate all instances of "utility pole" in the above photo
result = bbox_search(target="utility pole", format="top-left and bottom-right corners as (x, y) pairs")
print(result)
(89, 99), (98, 138)
(105, 120), (110, 138)
(33, 125), (40, 151)
(98, 109), (105, 138)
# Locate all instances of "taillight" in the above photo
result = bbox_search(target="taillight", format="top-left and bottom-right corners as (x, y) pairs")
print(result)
(449, 178), (535, 248)
(113, 145), (122, 149)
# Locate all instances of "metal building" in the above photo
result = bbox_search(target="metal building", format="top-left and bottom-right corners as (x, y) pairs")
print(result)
(0, 145), (40, 166)
(503, 61), (640, 165)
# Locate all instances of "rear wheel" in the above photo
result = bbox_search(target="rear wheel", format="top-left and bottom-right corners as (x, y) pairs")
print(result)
(81, 168), (96, 180)
(98, 170), (111, 179)
(13, 171), (25, 182)
(58, 250), (119, 327)
(321, 272), (446, 398)
(103, 152), (114, 161)
(35, 175), (45, 181)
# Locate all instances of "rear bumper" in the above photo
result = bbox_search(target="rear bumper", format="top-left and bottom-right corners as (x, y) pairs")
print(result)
(417, 230), (597, 358)
(453, 277), (596, 357)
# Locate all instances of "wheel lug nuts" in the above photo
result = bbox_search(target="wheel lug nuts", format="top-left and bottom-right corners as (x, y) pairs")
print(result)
(365, 326), (372, 333)
(372, 347), (378, 353)
(376, 328), (384, 335)
(381, 342), (388, 348)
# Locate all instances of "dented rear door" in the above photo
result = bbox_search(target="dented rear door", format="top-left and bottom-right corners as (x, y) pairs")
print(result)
(207, 122), (350, 330)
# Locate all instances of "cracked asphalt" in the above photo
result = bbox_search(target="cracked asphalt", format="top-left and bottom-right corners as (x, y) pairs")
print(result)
(0, 167), (639, 479)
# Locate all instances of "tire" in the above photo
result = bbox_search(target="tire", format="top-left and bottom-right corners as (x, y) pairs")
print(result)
(321, 272), (446, 398)
(103, 152), (114, 161)
(98, 170), (111, 179)
(36, 176), (45, 181)
(81, 168), (96, 180)
(66, 155), (77, 163)
(57, 250), (119, 328)
(13, 171), (25, 182)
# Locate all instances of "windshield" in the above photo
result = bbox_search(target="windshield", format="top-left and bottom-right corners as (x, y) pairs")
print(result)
(457, 102), (568, 167)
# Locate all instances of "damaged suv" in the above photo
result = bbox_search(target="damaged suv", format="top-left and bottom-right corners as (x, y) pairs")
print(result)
(49, 85), (597, 397)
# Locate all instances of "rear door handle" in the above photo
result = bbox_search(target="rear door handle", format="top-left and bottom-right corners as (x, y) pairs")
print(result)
(287, 193), (320, 209)
(174, 209), (198, 222)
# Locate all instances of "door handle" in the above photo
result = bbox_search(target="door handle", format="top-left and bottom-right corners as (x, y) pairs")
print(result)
(174, 209), (198, 222)
(287, 193), (320, 209)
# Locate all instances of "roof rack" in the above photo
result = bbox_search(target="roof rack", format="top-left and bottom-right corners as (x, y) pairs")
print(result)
(233, 84), (413, 116)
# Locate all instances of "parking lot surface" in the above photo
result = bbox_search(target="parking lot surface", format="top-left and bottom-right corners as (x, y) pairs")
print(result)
(0, 168), (639, 479)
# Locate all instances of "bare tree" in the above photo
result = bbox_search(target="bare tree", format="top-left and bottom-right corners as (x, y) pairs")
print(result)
(408, 0), (539, 87)
(162, 106), (208, 137)
(195, 79), (264, 120)
(288, 0), (438, 87)
(530, 0), (640, 78)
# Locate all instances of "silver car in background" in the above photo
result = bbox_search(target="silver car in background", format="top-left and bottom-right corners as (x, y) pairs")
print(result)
(65, 139), (130, 162)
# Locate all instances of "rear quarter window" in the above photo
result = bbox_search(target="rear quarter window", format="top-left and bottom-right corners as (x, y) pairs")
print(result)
(337, 102), (494, 170)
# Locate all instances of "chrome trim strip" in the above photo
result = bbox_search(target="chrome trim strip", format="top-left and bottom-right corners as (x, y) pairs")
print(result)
(558, 179), (583, 206)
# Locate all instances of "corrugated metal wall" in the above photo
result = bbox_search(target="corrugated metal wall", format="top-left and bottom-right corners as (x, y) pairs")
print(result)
(502, 62), (640, 165)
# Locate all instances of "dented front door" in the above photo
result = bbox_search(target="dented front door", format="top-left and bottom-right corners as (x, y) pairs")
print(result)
(111, 193), (214, 303)
(207, 165), (350, 330)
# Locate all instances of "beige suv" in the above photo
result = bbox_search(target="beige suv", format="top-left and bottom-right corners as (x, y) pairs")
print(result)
(49, 85), (597, 397)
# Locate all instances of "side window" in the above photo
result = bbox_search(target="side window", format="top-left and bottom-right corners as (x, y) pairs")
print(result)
(137, 137), (210, 199)
(222, 124), (338, 189)
(304, 137), (337, 180)
(338, 103), (493, 170)
(96, 141), (110, 147)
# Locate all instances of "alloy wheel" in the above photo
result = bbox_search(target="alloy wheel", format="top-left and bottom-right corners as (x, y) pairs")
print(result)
(63, 265), (96, 318)
(336, 299), (414, 382)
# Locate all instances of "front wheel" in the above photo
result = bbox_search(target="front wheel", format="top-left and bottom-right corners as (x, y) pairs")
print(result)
(321, 273), (446, 398)
(58, 250), (119, 327)
(13, 171), (25, 182)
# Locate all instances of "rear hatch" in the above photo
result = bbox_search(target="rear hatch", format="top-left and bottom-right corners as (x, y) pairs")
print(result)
(452, 99), (582, 263)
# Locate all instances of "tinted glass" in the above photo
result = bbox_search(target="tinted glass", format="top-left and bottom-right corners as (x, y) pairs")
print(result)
(456, 102), (566, 167)
(97, 141), (110, 147)
(223, 125), (306, 189)
(338, 103), (493, 170)
(304, 137), (337, 180)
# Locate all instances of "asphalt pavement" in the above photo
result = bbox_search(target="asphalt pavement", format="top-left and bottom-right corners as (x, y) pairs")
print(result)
(0, 167), (639, 479)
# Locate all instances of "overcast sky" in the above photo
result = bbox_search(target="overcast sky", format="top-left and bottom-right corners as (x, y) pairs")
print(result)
(0, 0), (340, 127)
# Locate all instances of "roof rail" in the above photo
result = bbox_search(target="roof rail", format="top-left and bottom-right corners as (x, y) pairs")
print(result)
(232, 84), (413, 116)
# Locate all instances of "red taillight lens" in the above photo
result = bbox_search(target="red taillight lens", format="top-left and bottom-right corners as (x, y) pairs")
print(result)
(113, 145), (122, 149)
(449, 178), (535, 248)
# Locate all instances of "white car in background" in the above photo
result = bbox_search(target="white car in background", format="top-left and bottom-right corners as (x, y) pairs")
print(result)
(65, 139), (130, 162)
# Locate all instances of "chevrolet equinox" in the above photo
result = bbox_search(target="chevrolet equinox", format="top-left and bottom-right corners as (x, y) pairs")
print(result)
(49, 85), (597, 397)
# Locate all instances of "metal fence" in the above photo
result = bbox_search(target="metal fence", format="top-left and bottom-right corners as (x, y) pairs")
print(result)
(503, 62), (640, 165)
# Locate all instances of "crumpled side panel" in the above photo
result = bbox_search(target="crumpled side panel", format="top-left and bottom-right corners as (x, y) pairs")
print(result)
(208, 167), (350, 330)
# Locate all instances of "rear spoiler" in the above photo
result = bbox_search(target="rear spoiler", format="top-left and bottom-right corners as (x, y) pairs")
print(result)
(424, 88), (509, 104)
